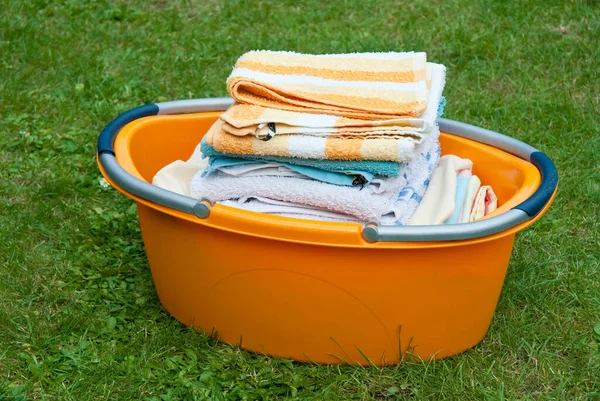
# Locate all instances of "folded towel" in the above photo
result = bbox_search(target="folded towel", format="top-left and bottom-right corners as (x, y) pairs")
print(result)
(220, 63), (446, 142)
(221, 106), (422, 139)
(380, 126), (441, 225)
(469, 186), (498, 221)
(192, 126), (441, 223)
(484, 188), (498, 215)
(408, 155), (473, 226)
(220, 197), (361, 222)
(205, 118), (417, 162)
(227, 50), (432, 119)
(190, 171), (405, 221)
(460, 175), (481, 223)
(444, 170), (472, 224)
(203, 156), (375, 186)
(269, 213), (358, 223)
(152, 143), (209, 196)
(200, 139), (403, 177)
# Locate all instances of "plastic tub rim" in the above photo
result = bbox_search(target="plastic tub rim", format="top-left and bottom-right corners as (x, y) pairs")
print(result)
(97, 97), (558, 243)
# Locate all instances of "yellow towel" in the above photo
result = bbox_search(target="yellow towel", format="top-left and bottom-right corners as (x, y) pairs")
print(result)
(226, 50), (430, 120)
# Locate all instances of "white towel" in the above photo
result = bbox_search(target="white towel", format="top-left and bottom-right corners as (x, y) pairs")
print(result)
(220, 197), (361, 222)
(213, 163), (305, 179)
(269, 213), (358, 223)
(191, 172), (404, 221)
(381, 127), (441, 225)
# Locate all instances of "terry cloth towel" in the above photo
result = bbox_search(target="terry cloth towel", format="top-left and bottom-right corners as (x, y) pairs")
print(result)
(227, 50), (431, 120)
(380, 125), (441, 225)
(445, 170), (472, 224)
(469, 186), (498, 221)
(460, 175), (481, 223)
(200, 139), (403, 177)
(232, 127), (440, 225)
(220, 62), (446, 141)
(205, 118), (417, 162)
(220, 197), (361, 222)
(152, 143), (209, 196)
(192, 125), (441, 223)
(408, 155), (473, 226)
(203, 156), (375, 186)
(190, 170), (406, 221)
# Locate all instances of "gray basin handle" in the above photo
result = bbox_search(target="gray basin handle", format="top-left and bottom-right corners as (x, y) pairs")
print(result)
(97, 98), (232, 218)
(99, 153), (211, 218)
(362, 209), (530, 242)
(156, 97), (234, 115)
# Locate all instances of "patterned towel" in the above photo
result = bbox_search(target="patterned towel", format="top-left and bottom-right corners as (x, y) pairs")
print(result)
(381, 130), (441, 225)
(222, 62), (446, 141)
(227, 50), (430, 120)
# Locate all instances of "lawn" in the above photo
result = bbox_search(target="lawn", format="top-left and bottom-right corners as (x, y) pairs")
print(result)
(1, 0), (599, 399)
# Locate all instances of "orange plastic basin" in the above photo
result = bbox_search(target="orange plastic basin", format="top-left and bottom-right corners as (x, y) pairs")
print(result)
(99, 111), (556, 366)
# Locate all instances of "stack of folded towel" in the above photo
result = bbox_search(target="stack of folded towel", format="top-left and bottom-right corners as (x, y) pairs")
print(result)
(153, 50), (498, 225)
(188, 50), (447, 224)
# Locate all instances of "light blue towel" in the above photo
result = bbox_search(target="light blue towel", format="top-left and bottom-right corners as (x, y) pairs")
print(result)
(203, 156), (375, 186)
(284, 162), (375, 186)
(200, 140), (403, 177)
(444, 171), (471, 224)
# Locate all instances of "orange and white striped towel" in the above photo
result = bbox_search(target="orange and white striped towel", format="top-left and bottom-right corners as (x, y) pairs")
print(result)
(221, 103), (422, 138)
(226, 50), (431, 120)
(222, 62), (446, 141)
(204, 119), (417, 162)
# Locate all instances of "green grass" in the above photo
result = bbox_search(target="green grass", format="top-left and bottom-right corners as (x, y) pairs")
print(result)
(1, 0), (599, 399)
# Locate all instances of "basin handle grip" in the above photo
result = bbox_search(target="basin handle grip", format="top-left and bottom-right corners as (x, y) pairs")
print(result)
(97, 98), (233, 218)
